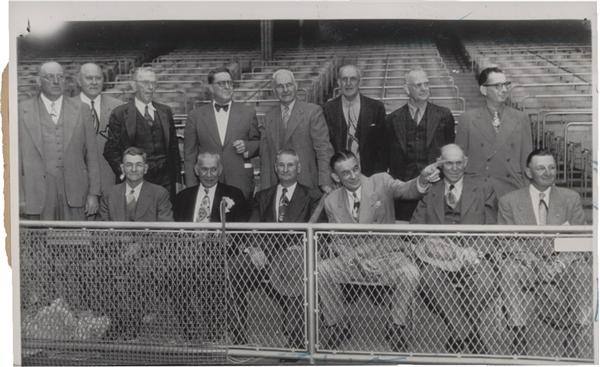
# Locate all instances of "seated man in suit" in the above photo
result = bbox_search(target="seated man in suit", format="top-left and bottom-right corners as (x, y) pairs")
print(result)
(248, 148), (322, 348)
(318, 150), (439, 351)
(323, 64), (386, 175)
(497, 148), (590, 357)
(411, 143), (496, 353)
(99, 146), (173, 341)
(173, 152), (250, 344)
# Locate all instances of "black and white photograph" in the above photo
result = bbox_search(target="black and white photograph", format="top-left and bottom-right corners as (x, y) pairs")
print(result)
(7, 1), (597, 365)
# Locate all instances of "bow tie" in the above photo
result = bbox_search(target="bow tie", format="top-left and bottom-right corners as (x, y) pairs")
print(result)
(215, 103), (229, 112)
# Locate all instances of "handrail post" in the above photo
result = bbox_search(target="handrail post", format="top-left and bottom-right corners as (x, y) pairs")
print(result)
(306, 225), (316, 364)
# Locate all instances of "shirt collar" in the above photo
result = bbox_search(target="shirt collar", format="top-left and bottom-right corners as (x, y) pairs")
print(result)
(80, 93), (100, 106)
(345, 187), (361, 201)
(125, 181), (144, 197)
(341, 94), (360, 106)
(529, 184), (552, 203)
(444, 178), (463, 194)
(280, 100), (296, 114)
(278, 182), (297, 198)
(408, 100), (427, 115)
(40, 94), (63, 111)
(199, 184), (217, 196)
(134, 97), (155, 114)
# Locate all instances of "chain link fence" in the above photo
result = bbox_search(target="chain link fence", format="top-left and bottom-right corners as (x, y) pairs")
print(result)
(18, 222), (595, 365)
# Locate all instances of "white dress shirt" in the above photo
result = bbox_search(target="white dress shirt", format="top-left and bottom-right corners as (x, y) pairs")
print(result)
(444, 178), (464, 203)
(213, 101), (232, 145)
(134, 97), (156, 119)
(345, 187), (362, 214)
(80, 93), (101, 118)
(529, 184), (552, 225)
(40, 94), (63, 124)
(341, 95), (361, 124)
(280, 100), (296, 121)
(407, 100), (428, 125)
(275, 183), (297, 219)
(125, 181), (144, 202)
(193, 184), (217, 222)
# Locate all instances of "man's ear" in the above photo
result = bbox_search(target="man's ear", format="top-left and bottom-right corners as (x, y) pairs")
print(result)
(296, 162), (302, 174)
(404, 85), (410, 95)
(194, 166), (200, 178)
(479, 85), (487, 96)
(120, 163), (125, 175)
(524, 166), (533, 180)
(143, 163), (149, 175)
(331, 172), (341, 184)
(463, 156), (469, 168)
(130, 80), (137, 92)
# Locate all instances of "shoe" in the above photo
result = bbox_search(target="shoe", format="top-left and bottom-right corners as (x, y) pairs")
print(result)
(322, 323), (351, 350)
(384, 323), (407, 352)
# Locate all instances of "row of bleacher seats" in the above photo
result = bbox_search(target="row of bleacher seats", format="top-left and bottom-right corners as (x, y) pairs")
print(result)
(465, 41), (592, 202)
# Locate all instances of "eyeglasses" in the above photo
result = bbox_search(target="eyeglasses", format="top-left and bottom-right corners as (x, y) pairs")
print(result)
(41, 74), (65, 82)
(483, 81), (512, 90)
(214, 80), (233, 88)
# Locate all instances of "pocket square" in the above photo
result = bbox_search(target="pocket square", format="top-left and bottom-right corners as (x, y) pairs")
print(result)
(369, 123), (376, 127)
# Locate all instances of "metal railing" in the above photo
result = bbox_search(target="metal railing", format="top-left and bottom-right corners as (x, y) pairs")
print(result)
(16, 221), (595, 365)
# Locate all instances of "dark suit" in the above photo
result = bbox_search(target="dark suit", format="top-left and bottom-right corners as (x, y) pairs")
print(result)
(410, 176), (497, 224)
(98, 181), (173, 222)
(250, 183), (322, 223)
(103, 100), (181, 201)
(259, 101), (334, 190)
(323, 94), (386, 175)
(184, 102), (260, 199)
(172, 182), (250, 343)
(19, 96), (100, 219)
(383, 102), (455, 220)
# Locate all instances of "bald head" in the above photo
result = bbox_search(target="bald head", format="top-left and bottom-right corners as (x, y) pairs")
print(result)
(439, 144), (468, 184)
(38, 61), (64, 100)
(272, 69), (298, 105)
(405, 68), (430, 103)
(78, 63), (104, 99)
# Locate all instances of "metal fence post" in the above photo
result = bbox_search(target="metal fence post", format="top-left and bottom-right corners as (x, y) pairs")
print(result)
(306, 225), (316, 364)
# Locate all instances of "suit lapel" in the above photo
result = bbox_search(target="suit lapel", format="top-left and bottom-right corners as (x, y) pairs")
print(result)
(432, 182), (445, 224)
(358, 175), (376, 223)
(392, 106), (409, 153)
(516, 189), (536, 225)
(460, 178), (477, 221)
(185, 186), (200, 221)
(477, 108), (498, 146)
(425, 103), (440, 147)
(155, 104), (170, 147)
(265, 186), (278, 222)
(547, 187), (564, 225)
(125, 101), (137, 142)
(100, 95), (111, 129)
(337, 97), (348, 146)
(222, 103), (239, 147)
(204, 104), (223, 148)
(333, 188), (354, 223)
(286, 185), (307, 222)
(134, 182), (152, 220)
(495, 108), (517, 150)
(284, 102), (302, 143)
(23, 98), (43, 155)
(211, 184), (224, 222)
(61, 98), (77, 149)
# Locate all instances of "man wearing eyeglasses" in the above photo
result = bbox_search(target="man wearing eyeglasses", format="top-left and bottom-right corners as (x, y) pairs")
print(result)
(382, 68), (456, 222)
(104, 67), (181, 203)
(259, 69), (334, 194)
(323, 64), (387, 176)
(456, 66), (532, 199)
(184, 67), (260, 199)
(19, 61), (100, 220)
(77, 63), (124, 202)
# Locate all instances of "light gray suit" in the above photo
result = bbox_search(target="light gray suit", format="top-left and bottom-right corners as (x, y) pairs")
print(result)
(183, 102), (260, 199)
(259, 100), (334, 190)
(99, 181), (173, 222)
(19, 96), (100, 217)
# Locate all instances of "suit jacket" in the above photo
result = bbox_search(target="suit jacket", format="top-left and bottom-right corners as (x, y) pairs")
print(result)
(249, 183), (322, 222)
(324, 173), (421, 224)
(98, 181), (173, 221)
(323, 94), (386, 175)
(259, 100), (334, 190)
(19, 96), (100, 215)
(498, 185), (586, 225)
(383, 102), (455, 181)
(103, 99), (181, 199)
(410, 176), (497, 224)
(85, 94), (124, 197)
(173, 182), (248, 222)
(183, 102), (260, 199)
(456, 106), (532, 199)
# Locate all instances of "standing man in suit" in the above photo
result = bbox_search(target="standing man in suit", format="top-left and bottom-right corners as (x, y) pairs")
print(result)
(184, 67), (260, 199)
(77, 62), (124, 201)
(383, 68), (456, 221)
(259, 69), (334, 193)
(173, 152), (250, 344)
(323, 64), (386, 175)
(456, 66), (532, 199)
(98, 147), (172, 341)
(19, 61), (100, 220)
(497, 149), (589, 356)
(319, 151), (438, 351)
(104, 67), (181, 202)
(411, 143), (497, 225)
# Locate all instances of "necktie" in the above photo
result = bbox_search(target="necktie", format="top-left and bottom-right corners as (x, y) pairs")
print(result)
(144, 105), (154, 125)
(492, 111), (501, 133)
(351, 191), (360, 222)
(538, 192), (548, 225)
(282, 105), (291, 129)
(447, 184), (457, 208)
(196, 189), (211, 222)
(346, 102), (360, 158)
(278, 187), (289, 222)
(90, 100), (99, 134)
(215, 103), (229, 112)
(50, 101), (58, 123)
(412, 107), (421, 124)
(126, 188), (137, 221)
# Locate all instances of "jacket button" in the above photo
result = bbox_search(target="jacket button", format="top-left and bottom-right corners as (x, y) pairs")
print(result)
(480, 143), (484, 147)
(507, 158), (511, 162)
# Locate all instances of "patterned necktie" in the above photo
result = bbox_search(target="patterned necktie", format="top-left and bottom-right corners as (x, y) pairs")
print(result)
(50, 101), (58, 123)
(90, 100), (99, 134)
(446, 184), (457, 209)
(282, 105), (291, 129)
(196, 189), (211, 223)
(346, 102), (360, 159)
(492, 111), (501, 133)
(538, 192), (548, 225)
(278, 187), (289, 222)
(412, 107), (421, 125)
(126, 188), (137, 220)
(144, 105), (154, 125)
(351, 191), (360, 222)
